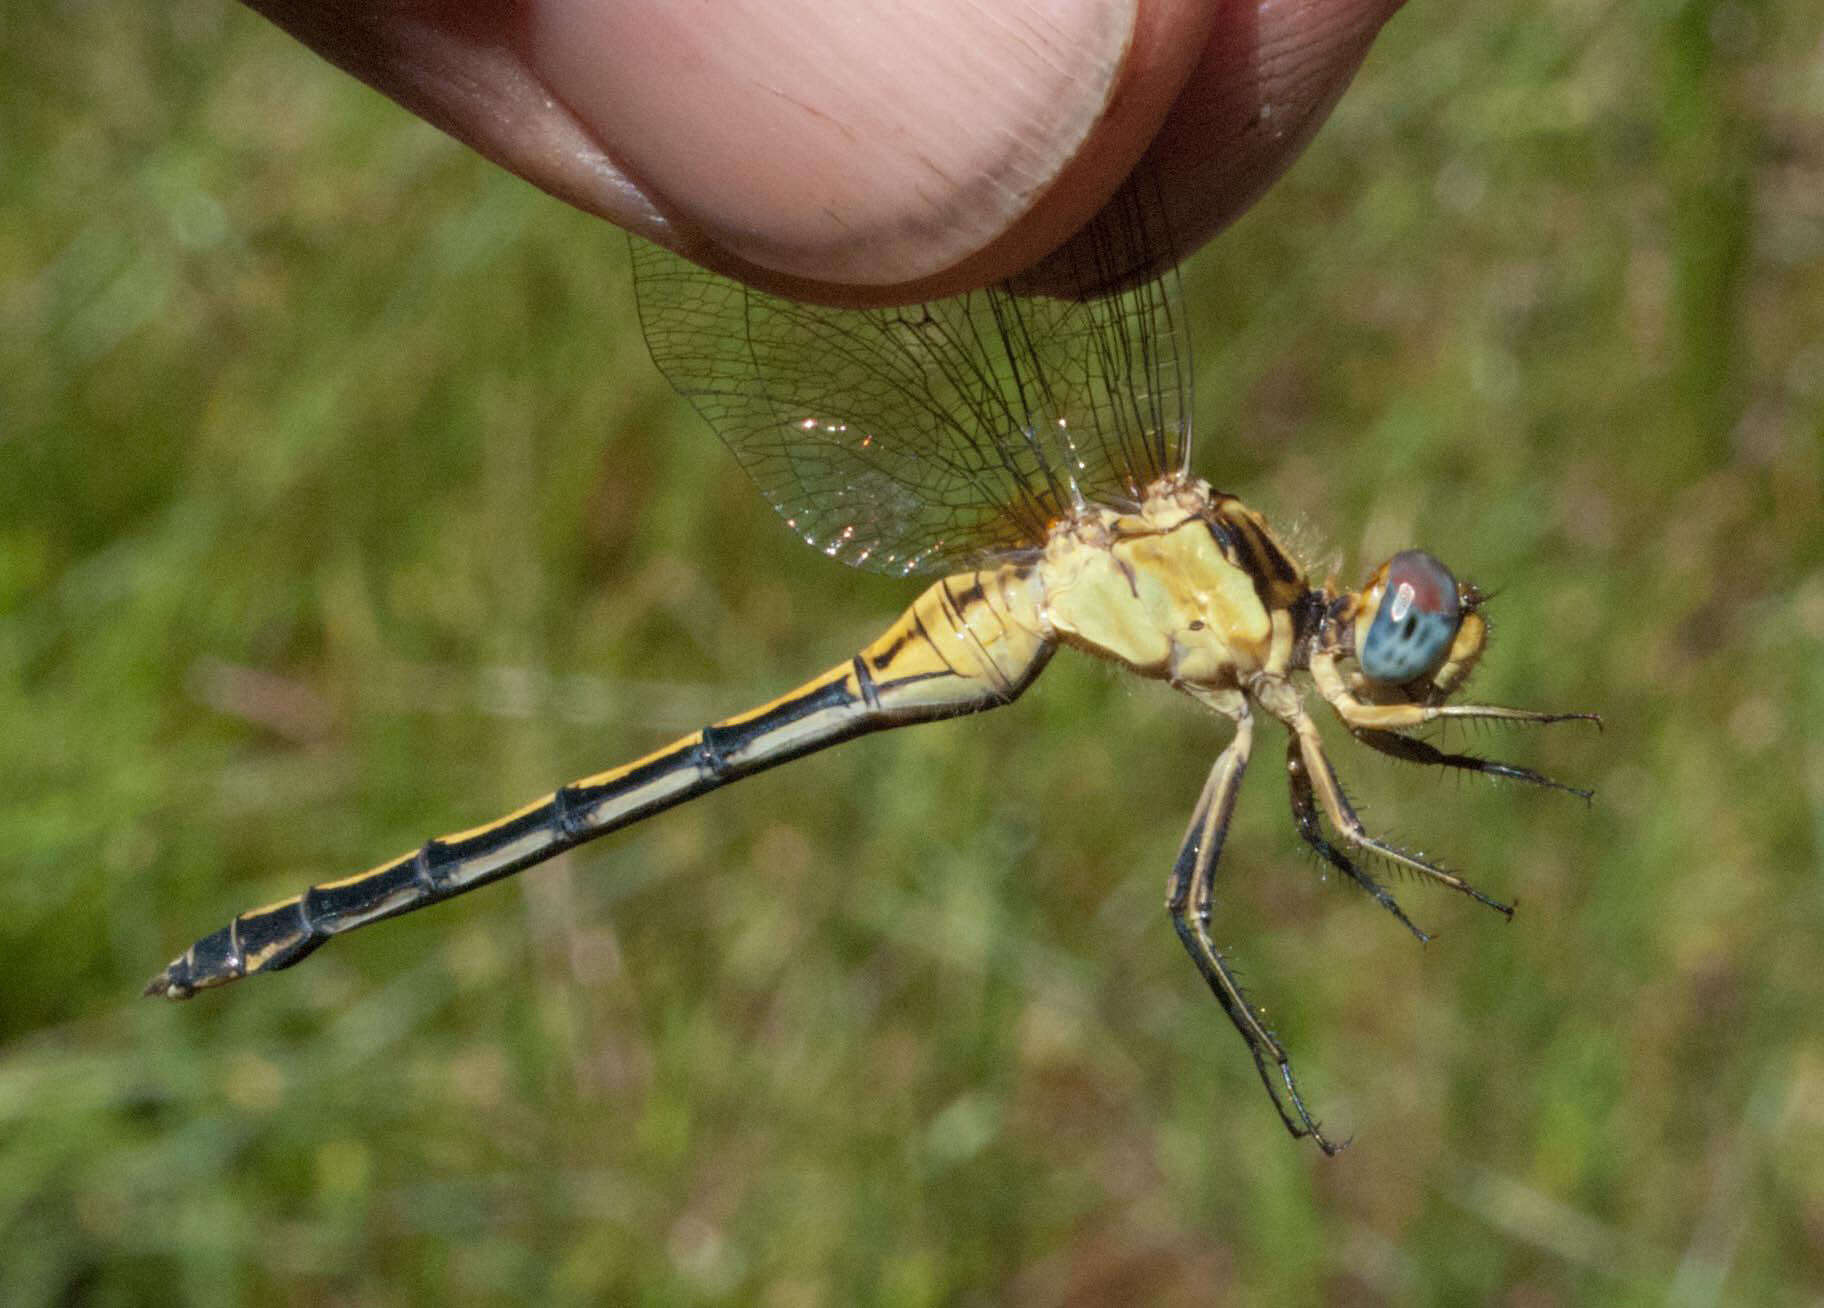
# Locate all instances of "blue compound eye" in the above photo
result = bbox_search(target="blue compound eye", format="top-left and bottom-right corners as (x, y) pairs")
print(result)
(1359, 550), (1463, 684)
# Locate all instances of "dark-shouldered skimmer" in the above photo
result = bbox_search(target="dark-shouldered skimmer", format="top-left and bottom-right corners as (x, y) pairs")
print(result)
(147, 183), (1596, 1152)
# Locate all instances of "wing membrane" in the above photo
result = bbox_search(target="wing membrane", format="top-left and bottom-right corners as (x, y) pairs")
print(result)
(632, 185), (1193, 577)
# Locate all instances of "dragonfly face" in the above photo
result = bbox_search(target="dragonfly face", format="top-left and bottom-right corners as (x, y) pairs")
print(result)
(1355, 550), (1468, 684)
(1321, 550), (1492, 703)
(149, 179), (1596, 1155)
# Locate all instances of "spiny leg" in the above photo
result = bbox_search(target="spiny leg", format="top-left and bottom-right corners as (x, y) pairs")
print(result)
(1289, 714), (1514, 921)
(1166, 701), (1342, 1154)
(1350, 727), (1592, 802)
(1310, 649), (1601, 737)
(1285, 739), (1431, 944)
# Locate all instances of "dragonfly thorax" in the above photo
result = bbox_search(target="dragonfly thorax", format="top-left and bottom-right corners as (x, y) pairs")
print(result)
(1032, 477), (1309, 692)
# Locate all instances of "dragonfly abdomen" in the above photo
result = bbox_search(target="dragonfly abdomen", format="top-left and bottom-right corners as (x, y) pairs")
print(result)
(148, 567), (1054, 999)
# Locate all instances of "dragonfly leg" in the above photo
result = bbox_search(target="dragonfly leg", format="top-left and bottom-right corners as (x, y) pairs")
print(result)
(1289, 714), (1513, 920)
(1311, 649), (1600, 735)
(1285, 738), (1430, 944)
(1166, 699), (1343, 1154)
(1349, 726), (1593, 801)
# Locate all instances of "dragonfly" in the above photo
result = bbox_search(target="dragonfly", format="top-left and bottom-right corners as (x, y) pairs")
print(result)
(146, 182), (1595, 1152)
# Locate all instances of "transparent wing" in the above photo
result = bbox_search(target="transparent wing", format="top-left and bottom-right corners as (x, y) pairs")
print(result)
(632, 187), (1193, 577)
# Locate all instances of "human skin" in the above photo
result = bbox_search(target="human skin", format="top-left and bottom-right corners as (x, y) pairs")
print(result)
(244, 0), (1405, 303)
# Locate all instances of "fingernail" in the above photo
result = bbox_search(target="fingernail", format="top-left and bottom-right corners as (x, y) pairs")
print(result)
(528, 0), (1135, 285)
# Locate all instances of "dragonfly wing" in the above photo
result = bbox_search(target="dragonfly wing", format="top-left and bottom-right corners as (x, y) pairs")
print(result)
(632, 184), (1193, 577)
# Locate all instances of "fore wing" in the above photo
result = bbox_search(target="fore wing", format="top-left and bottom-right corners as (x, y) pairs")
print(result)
(632, 185), (1193, 577)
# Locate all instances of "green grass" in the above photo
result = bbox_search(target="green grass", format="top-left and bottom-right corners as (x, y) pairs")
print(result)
(4, 2), (1822, 1303)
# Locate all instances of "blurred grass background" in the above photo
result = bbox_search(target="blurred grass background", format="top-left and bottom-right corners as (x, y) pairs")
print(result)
(3, 0), (1822, 1303)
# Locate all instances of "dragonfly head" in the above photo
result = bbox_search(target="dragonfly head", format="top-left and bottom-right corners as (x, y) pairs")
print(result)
(1347, 550), (1488, 698)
